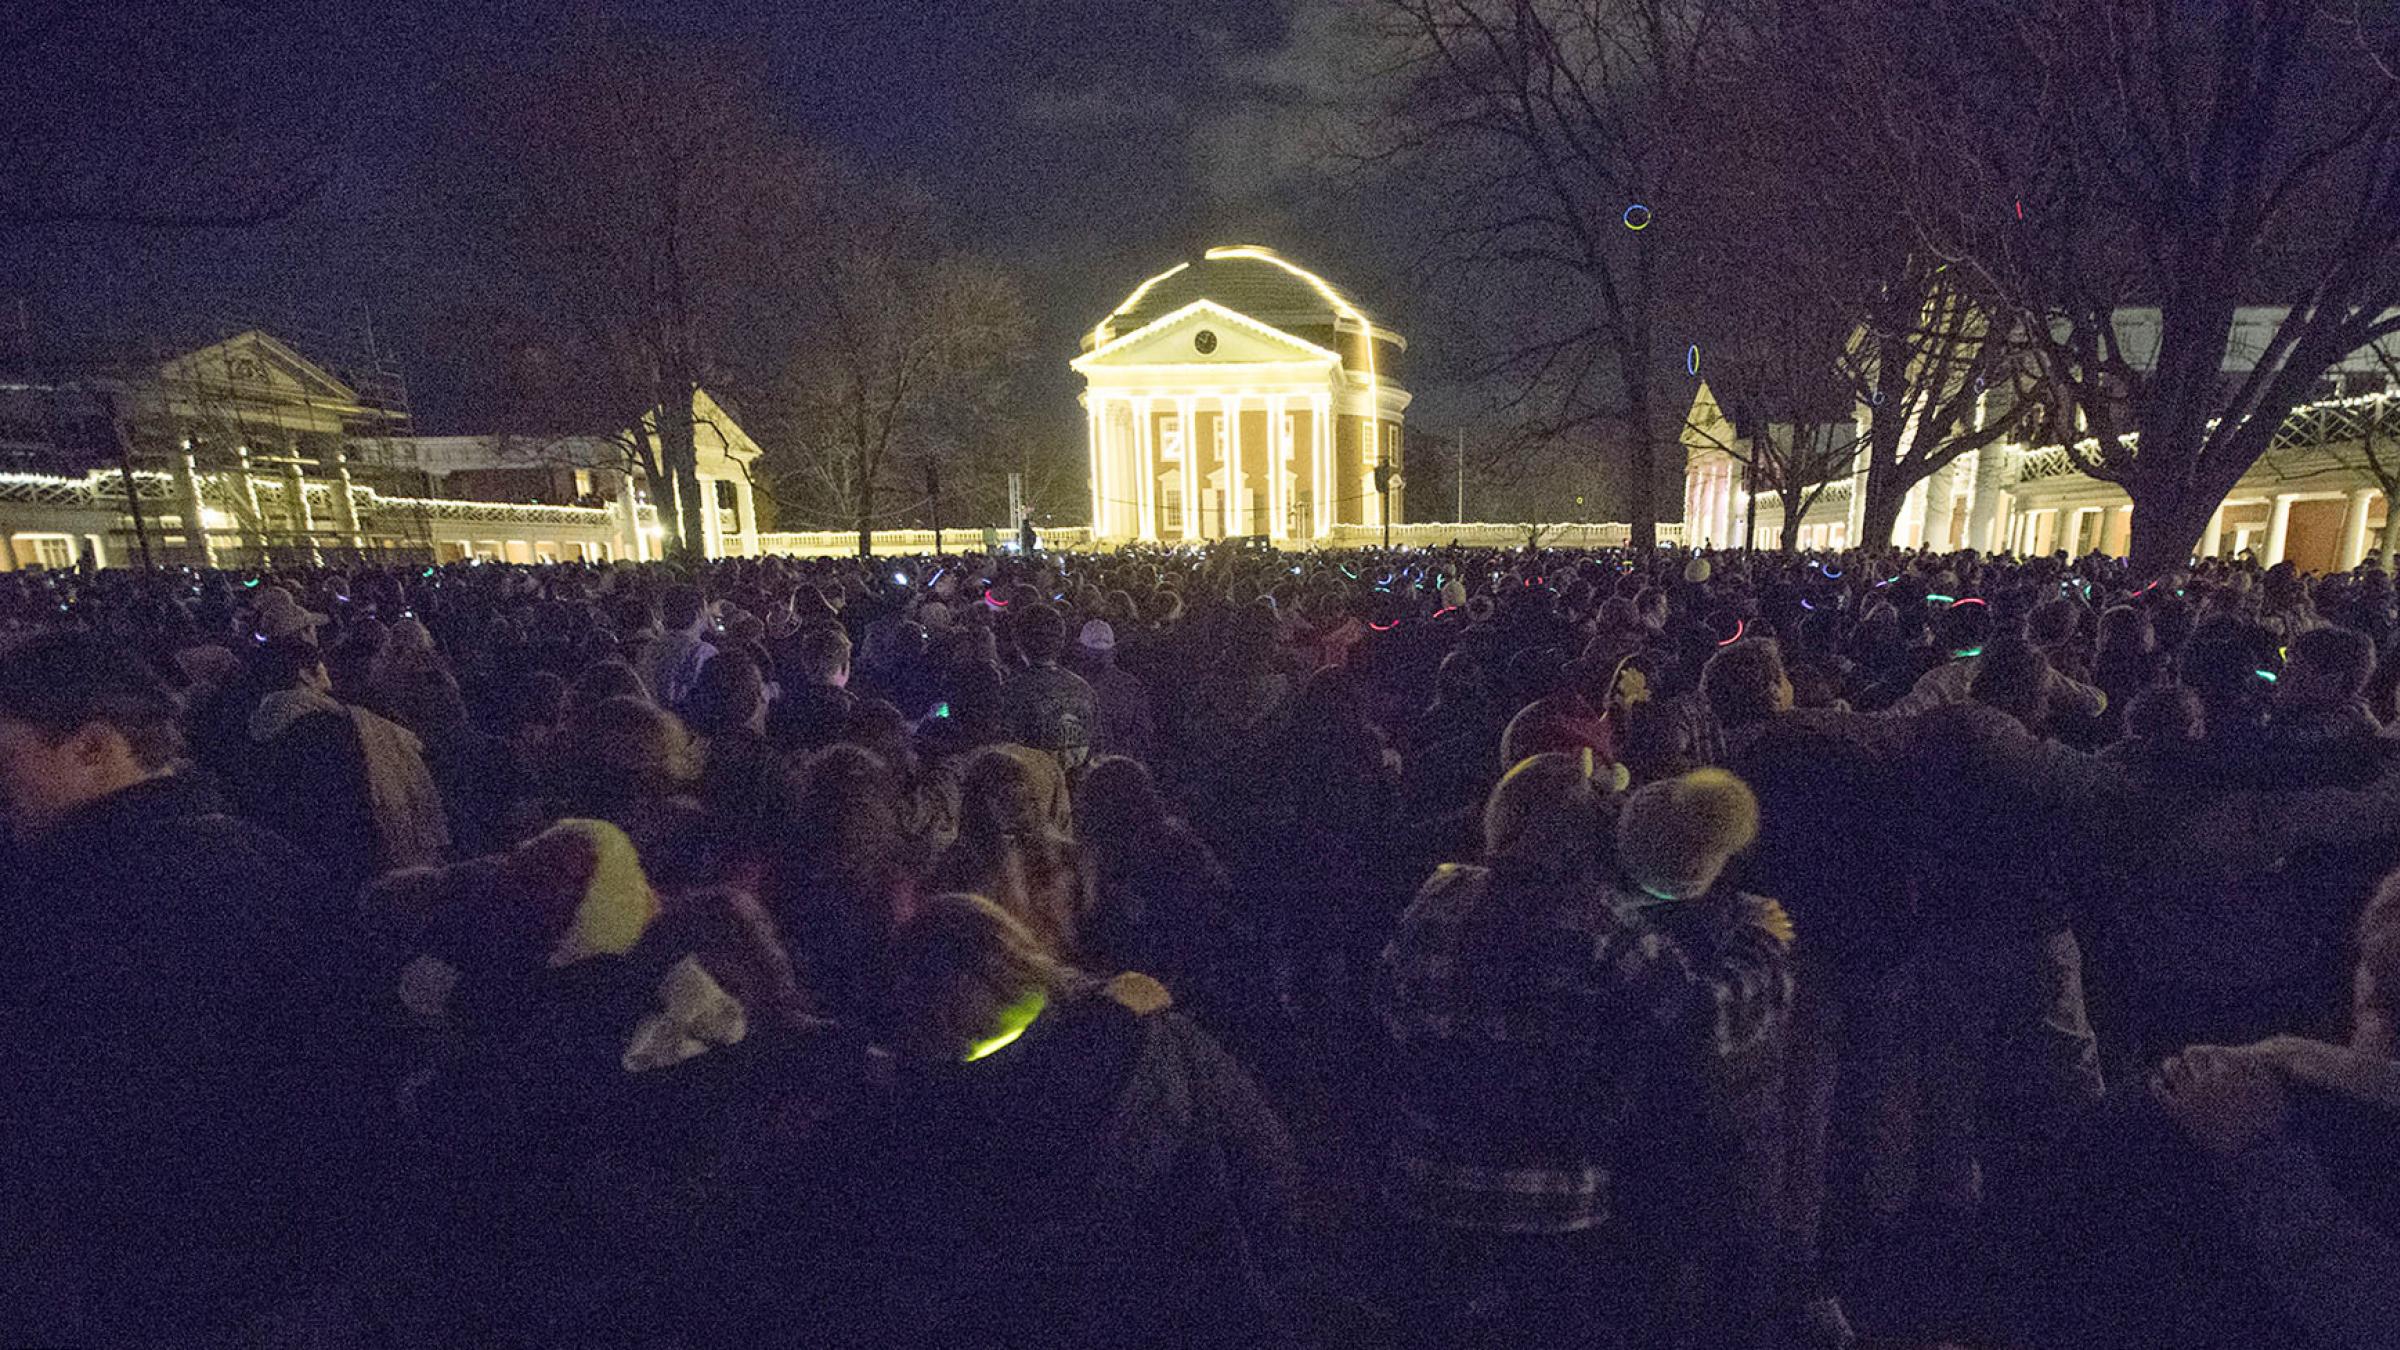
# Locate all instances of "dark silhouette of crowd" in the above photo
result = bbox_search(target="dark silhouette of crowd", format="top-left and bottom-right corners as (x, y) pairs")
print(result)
(2, 542), (2396, 1349)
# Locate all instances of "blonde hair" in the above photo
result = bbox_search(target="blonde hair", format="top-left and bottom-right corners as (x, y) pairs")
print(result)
(939, 745), (1091, 959)
(1615, 767), (1760, 901)
(891, 892), (1073, 1060)
(1481, 752), (1605, 874)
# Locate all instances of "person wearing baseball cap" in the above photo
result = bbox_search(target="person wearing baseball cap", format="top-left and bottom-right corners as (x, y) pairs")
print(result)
(249, 587), (330, 644)
(1073, 617), (1157, 764)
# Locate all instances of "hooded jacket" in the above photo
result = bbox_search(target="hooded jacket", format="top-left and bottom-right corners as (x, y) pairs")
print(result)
(792, 985), (1301, 1347)
(246, 686), (450, 888)
(1, 775), (369, 1346)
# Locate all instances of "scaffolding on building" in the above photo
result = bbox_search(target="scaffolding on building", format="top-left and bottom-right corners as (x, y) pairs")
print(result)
(283, 298), (437, 562)
(101, 298), (441, 567)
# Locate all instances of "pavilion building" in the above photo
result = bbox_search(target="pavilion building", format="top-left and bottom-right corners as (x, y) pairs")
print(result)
(1073, 245), (1409, 544)
(1682, 306), (2400, 571)
(0, 330), (762, 567)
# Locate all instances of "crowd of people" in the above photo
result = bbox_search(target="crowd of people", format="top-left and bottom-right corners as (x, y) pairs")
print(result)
(3, 540), (2396, 1348)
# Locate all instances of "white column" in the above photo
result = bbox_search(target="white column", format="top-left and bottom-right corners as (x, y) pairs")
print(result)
(2200, 505), (2224, 560)
(1219, 393), (1243, 539)
(1899, 477), (1929, 548)
(2061, 508), (2085, 557)
(617, 474), (645, 561)
(703, 475), (727, 557)
(1923, 458), (1961, 551)
(332, 451), (362, 547)
(1967, 447), (2009, 552)
(1086, 396), (1108, 539)
(2265, 492), (2296, 565)
(1132, 397), (1157, 541)
(1312, 393), (1333, 537)
(282, 461), (314, 535)
(1178, 395), (1202, 541)
(1112, 400), (1136, 538)
(2340, 487), (2376, 570)
(1684, 463), (1702, 532)
(734, 475), (760, 557)
(1266, 392), (1289, 541)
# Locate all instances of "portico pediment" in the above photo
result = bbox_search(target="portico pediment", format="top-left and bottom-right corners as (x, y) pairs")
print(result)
(158, 330), (361, 411)
(1072, 300), (1340, 373)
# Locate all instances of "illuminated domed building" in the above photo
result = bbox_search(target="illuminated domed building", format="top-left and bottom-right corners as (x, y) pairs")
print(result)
(1072, 246), (1408, 544)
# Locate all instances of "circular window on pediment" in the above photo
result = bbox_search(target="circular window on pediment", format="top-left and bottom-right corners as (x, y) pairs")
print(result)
(1194, 330), (1218, 354)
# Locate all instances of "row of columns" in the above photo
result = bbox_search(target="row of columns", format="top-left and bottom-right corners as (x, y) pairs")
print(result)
(1090, 389), (1337, 542)
(607, 472), (758, 560)
(1994, 486), (2386, 569)
(1685, 459), (1740, 547)
(1689, 443), (2398, 570)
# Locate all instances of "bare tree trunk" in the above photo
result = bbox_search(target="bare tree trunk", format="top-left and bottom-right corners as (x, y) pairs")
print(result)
(2126, 472), (2216, 579)
(626, 423), (685, 559)
(650, 393), (708, 562)
(856, 470), (875, 557)
(1779, 488), (1806, 553)
(1859, 477), (1906, 553)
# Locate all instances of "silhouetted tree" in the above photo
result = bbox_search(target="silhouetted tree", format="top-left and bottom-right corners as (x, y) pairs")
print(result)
(1870, 0), (2400, 574)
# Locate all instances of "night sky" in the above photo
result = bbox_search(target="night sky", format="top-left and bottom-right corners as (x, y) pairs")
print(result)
(2, 0), (1444, 441)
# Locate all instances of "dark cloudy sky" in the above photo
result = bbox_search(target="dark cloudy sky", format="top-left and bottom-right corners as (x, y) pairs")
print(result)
(2, 0), (1451, 436)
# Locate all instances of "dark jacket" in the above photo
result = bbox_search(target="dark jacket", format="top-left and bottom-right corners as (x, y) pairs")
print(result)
(770, 681), (855, 754)
(0, 776), (368, 1346)
(1727, 711), (1916, 990)
(395, 945), (883, 1348)
(1086, 820), (1295, 1090)
(787, 986), (1302, 1347)
(1901, 702), (2131, 929)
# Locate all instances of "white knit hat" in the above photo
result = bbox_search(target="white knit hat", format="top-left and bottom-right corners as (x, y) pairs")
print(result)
(1616, 768), (1758, 902)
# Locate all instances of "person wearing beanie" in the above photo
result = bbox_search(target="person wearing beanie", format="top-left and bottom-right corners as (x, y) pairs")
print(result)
(374, 816), (829, 1344)
(1614, 767), (1762, 903)
(1071, 617), (1157, 764)
(1683, 555), (1714, 586)
(1379, 758), (1794, 1347)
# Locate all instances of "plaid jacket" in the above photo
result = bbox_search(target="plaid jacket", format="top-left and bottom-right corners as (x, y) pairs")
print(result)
(1376, 863), (1793, 1233)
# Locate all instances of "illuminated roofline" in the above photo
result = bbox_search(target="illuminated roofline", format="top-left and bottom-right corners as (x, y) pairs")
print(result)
(1206, 245), (1389, 528)
(1090, 261), (1193, 351)
(1071, 298), (1345, 370)
(1201, 246), (1405, 348)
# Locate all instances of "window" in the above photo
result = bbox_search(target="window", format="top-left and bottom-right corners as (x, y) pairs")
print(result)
(12, 535), (74, 569)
